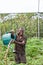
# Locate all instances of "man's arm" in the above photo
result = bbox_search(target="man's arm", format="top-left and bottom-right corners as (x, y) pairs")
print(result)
(14, 39), (26, 45)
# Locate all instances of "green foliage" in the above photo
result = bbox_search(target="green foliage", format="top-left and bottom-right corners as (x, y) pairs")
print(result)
(0, 13), (37, 37)
(0, 38), (43, 65)
(0, 13), (43, 37)
(26, 38), (43, 65)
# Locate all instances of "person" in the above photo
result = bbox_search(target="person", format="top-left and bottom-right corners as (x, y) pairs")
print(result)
(10, 29), (15, 39)
(14, 28), (27, 64)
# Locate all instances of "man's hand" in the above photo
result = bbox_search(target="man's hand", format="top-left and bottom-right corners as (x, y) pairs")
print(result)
(11, 39), (15, 43)
(22, 40), (25, 44)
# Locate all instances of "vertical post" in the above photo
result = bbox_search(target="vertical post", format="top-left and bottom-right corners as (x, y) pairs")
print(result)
(38, 0), (40, 38)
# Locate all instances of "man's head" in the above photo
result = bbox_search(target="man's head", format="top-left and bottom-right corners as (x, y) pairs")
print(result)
(18, 28), (24, 36)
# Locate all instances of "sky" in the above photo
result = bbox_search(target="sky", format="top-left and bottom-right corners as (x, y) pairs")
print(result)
(0, 0), (43, 13)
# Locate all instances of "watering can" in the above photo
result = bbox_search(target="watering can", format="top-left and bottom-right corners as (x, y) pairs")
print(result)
(2, 33), (16, 45)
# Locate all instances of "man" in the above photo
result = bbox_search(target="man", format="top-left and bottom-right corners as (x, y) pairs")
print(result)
(11, 29), (14, 39)
(14, 28), (27, 64)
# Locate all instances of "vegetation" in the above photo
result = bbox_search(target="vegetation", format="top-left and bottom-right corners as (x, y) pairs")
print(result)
(0, 13), (43, 37)
(0, 38), (43, 65)
(0, 13), (43, 65)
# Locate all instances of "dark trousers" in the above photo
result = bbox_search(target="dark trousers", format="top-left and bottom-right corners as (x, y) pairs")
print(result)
(15, 53), (26, 64)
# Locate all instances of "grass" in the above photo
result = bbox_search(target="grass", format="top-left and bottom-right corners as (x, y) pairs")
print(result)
(0, 38), (43, 65)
